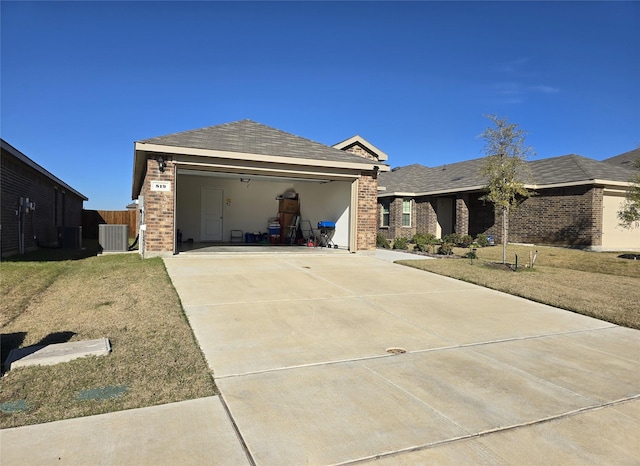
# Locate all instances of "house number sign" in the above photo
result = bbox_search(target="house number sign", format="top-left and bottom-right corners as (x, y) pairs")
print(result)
(150, 180), (171, 192)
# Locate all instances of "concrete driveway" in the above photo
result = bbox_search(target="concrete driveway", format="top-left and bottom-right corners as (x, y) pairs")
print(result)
(163, 250), (640, 465)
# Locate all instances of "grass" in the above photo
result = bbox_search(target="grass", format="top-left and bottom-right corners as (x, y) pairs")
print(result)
(397, 244), (640, 330)
(0, 243), (216, 428)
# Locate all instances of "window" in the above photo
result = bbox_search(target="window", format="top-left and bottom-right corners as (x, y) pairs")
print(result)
(381, 200), (390, 227)
(402, 199), (412, 227)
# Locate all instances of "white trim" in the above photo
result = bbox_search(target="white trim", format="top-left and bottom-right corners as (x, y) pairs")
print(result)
(332, 135), (389, 161)
(135, 142), (387, 172)
(174, 160), (361, 181)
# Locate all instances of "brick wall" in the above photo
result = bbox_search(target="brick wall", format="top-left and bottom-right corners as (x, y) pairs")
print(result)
(356, 172), (378, 250)
(455, 195), (470, 236)
(377, 186), (604, 248)
(343, 144), (378, 161)
(510, 186), (602, 246)
(141, 157), (175, 257)
(1, 149), (84, 257)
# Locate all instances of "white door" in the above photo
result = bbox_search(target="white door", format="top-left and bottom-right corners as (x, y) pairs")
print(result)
(201, 188), (223, 241)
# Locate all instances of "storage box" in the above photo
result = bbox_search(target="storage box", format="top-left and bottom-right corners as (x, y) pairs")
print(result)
(279, 198), (299, 214)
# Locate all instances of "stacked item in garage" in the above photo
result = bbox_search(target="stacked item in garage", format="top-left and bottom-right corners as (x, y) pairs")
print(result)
(277, 191), (299, 244)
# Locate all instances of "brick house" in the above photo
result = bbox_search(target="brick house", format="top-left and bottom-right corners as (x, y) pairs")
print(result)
(131, 120), (389, 257)
(378, 152), (640, 251)
(1, 139), (87, 257)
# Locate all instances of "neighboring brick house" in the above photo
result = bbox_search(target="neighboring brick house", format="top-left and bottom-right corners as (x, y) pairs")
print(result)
(131, 120), (389, 257)
(1, 139), (88, 257)
(378, 152), (640, 251)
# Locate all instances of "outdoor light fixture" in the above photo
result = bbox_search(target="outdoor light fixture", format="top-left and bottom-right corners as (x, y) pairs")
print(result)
(373, 165), (379, 179)
(156, 157), (166, 173)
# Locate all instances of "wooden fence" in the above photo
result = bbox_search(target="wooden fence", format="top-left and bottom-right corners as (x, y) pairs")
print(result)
(82, 209), (137, 239)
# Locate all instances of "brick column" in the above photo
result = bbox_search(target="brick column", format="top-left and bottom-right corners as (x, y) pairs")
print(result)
(590, 187), (603, 247)
(357, 172), (378, 251)
(141, 158), (175, 257)
(455, 194), (469, 236)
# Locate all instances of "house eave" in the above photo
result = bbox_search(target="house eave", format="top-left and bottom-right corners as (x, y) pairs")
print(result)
(132, 141), (389, 198)
(377, 179), (633, 199)
(1, 138), (88, 201)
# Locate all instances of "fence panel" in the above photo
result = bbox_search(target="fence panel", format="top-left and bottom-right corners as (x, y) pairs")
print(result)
(82, 209), (137, 239)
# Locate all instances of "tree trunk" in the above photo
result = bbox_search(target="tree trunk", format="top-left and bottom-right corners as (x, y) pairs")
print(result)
(502, 206), (508, 264)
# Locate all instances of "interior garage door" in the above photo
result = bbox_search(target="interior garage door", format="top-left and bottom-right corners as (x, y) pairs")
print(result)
(602, 192), (640, 250)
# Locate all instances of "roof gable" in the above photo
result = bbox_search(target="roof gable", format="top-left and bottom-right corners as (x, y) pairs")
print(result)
(332, 135), (389, 162)
(139, 120), (374, 165)
(603, 148), (640, 169)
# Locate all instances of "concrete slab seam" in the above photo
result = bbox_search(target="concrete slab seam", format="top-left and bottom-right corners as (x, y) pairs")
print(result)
(355, 360), (465, 431)
(335, 395), (640, 466)
(218, 394), (256, 466)
(213, 325), (618, 380)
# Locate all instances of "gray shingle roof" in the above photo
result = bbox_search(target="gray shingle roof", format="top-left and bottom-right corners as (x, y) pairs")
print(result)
(380, 154), (636, 195)
(138, 119), (375, 165)
(603, 148), (640, 169)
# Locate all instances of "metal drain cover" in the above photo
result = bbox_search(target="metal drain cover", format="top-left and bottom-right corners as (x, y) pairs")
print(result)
(386, 347), (407, 355)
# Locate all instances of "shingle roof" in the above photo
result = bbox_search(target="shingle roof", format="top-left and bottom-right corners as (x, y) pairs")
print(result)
(138, 119), (375, 165)
(379, 154), (636, 195)
(603, 148), (640, 169)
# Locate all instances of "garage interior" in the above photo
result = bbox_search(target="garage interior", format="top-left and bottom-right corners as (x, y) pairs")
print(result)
(175, 169), (354, 252)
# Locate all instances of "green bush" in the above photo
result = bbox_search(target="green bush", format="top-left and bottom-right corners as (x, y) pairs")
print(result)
(475, 234), (490, 247)
(413, 233), (439, 252)
(376, 233), (390, 249)
(460, 235), (474, 247)
(442, 233), (462, 245)
(393, 237), (409, 250)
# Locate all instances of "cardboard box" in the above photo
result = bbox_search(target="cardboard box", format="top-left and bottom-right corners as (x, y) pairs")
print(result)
(279, 198), (299, 214)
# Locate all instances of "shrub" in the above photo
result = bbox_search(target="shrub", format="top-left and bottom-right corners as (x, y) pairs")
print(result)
(393, 237), (409, 250)
(475, 234), (490, 248)
(442, 233), (462, 245)
(438, 242), (454, 255)
(413, 233), (439, 252)
(376, 233), (390, 249)
(459, 235), (474, 248)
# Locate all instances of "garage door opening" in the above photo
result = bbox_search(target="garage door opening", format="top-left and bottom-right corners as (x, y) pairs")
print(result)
(175, 170), (355, 253)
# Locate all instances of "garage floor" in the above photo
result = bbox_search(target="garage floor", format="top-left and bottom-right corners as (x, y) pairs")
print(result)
(163, 252), (640, 465)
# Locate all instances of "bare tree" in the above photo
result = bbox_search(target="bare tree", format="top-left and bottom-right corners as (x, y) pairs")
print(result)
(479, 115), (535, 264)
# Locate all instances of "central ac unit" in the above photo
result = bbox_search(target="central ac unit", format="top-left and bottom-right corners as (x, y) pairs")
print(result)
(99, 224), (128, 252)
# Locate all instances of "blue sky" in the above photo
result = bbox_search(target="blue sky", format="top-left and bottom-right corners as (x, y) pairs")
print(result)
(2, 1), (638, 210)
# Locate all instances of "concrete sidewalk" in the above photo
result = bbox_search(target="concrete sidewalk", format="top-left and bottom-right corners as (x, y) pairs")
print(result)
(2, 250), (638, 465)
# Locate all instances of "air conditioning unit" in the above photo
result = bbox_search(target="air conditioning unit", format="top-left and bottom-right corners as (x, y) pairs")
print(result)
(58, 226), (83, 249)
(99, 224), (128, 252)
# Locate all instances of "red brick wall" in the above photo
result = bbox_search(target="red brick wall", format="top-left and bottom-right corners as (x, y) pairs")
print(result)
(357, 172), (378, 250)
(141, 158), (175, 256)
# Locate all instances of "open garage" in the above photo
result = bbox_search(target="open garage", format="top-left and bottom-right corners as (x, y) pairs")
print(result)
(131, 120), (389, 257)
